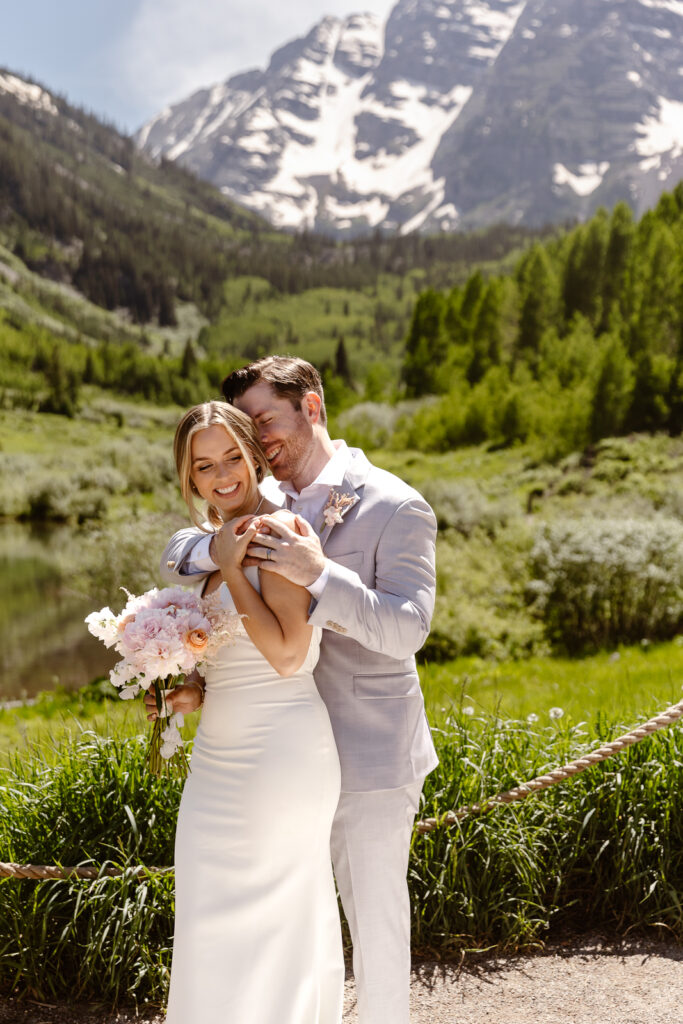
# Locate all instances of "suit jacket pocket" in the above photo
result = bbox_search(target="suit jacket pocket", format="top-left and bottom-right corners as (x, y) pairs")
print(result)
(329, 550), (364, 571)
(353, 671), (420, 699)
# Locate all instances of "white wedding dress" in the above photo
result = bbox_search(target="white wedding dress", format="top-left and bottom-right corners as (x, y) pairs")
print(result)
(166, 568), (344, 1024)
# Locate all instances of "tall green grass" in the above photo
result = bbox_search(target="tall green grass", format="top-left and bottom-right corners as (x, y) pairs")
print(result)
(1, 707), (682, 1004)
(422, 638), (683, 726)
(414, 712), (683, 953)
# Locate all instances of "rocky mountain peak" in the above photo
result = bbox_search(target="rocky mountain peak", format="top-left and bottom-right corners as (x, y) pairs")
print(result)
(137, 0), (683, 236)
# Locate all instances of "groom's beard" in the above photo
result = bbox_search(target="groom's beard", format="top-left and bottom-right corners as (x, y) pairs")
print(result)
(267, 425), (314, 483)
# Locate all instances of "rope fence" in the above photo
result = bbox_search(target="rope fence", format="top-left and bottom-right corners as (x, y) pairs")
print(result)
(2, 694), (682, 879)
(415, 693), (683, 833)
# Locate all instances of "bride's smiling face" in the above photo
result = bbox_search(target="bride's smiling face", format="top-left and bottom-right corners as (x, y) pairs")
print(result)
(190, 424), (255, 518)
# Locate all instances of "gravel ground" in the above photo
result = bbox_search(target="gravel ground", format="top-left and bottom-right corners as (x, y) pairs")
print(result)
(1, 935), (680, 1024)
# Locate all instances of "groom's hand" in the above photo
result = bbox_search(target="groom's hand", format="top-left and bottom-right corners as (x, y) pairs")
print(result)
(247, 514), (326, 587)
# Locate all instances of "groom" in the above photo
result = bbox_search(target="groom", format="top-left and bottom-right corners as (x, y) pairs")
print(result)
(160, 356), (438, 1024)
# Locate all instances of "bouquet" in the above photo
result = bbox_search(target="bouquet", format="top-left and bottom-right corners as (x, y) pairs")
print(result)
(86, 586), (241, 777)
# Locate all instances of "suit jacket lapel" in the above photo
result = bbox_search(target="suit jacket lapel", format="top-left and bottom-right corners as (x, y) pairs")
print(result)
(316, 447), (370, 548)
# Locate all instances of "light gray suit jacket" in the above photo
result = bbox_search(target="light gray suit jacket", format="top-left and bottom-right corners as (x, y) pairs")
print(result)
(160, 447), (438, 792)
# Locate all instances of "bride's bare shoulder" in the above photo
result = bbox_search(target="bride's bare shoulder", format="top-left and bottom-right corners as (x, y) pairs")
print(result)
(268, 507), (298, 529)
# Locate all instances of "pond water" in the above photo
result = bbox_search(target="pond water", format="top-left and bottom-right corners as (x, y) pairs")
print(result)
(0, 522), (115, 700)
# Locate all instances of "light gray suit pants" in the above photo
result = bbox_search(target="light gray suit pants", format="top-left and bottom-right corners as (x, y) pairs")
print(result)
(330, 779), (424, 1024)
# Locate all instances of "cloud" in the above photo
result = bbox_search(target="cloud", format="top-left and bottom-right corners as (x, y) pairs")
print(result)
(115, 0), (391, 127)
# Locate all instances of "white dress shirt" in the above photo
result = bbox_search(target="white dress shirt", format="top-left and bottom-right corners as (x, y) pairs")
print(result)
(185, 441), (352, 599)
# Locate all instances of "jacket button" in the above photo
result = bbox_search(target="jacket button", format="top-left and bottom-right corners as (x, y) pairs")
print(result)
(326, 620), (347, 634)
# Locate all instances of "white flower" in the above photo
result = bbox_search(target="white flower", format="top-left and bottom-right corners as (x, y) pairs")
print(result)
(119, 685), (140, 700)
(462, 705), (474, 716)
(323, 507), (344, 527)
(160, 712), (185, 759)
(110, 660), (137, 688)
(608, 651), (621, 663)
(85, 608), (119, 647)
(549, 707), (564, 720)
(161, 712), (184, 742)
(527, 712), (539, 723)
(321, 489), (355, 531)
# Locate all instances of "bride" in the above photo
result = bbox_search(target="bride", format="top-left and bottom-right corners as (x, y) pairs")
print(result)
(146, 401), (344, 1024)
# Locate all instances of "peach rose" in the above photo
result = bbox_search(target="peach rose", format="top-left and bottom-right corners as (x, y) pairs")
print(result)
(184, 628), (209, 653)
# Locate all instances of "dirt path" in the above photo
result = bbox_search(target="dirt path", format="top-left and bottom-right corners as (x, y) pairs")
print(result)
(1, 935), (680, 1024)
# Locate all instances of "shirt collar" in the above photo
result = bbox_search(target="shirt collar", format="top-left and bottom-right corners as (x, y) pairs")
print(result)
(278, 440), (350, 500)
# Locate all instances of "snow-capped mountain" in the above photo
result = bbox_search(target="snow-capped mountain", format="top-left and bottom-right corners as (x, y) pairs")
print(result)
(137, 0), (683, 236)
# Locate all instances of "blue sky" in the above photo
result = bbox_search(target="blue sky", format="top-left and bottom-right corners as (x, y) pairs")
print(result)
(0, 0), (392, 133)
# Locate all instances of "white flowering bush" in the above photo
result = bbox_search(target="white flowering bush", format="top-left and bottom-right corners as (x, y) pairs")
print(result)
(528, 516), (683, 652)
(421, 479), (513, 537)
(337, 401), (402, 449)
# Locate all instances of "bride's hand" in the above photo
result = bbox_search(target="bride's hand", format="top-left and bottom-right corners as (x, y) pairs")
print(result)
(144, 682), (203, 721)
(211, 515), (259, 576)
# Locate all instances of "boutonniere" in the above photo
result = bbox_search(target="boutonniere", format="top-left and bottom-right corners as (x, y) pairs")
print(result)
(322, 489), (356, 530)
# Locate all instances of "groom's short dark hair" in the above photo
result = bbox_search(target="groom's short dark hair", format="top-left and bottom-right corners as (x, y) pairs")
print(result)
(222, 356), (327, 426)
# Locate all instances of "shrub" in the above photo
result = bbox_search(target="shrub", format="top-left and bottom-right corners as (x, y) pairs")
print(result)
(74, 512), (186, 606)
(336, 401), (402, 449)
(26, 476), (73, 520)
(421, 479), (512, 537)
(527, 516), (683, 652)
(102, 439), (176, 493)
(336, 399), (435, 450)
(422, 530), (543, 663)
(75, 466), (127, 494)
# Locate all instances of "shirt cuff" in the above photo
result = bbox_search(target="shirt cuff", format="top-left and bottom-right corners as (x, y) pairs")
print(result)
(307, 561), (330, 600)
(184, 534), (218, 574)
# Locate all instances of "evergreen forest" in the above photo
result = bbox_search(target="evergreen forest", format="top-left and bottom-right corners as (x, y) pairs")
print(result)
(398, 189), (683, 458)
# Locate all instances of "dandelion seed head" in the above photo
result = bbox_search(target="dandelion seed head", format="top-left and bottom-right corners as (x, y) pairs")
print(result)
(549, 707), (564, 720)
(527, 712), (539, 723)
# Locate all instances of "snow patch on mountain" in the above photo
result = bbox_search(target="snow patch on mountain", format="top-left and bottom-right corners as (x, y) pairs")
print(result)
(635, 97), (683, 165)
(0, 72), (58, 115)
(323, 194), (390, 229)
(639, 0), (683, 15)
(346, 83), (473, 197)
(553, 162), (610, 196)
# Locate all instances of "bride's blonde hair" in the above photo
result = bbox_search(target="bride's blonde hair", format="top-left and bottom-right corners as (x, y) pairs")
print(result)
(174, 401), (268, 531)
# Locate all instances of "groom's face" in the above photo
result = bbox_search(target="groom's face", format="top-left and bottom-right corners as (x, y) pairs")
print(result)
(234, 381), (314, 482)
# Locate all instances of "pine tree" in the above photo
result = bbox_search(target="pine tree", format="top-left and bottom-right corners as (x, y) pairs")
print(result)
(401, 289), (447, 397)
(630, 223), (679, 357)
(517, 245), (559, 355)
(334, 338), (352, 384)
(467, 280), (503, 384)
(627, 351), (673, 432)
(561, 212), (608, 327)
(590, 338), (634, 441)
(181, 339), (198, 378)
(599, 202), (634, 333)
